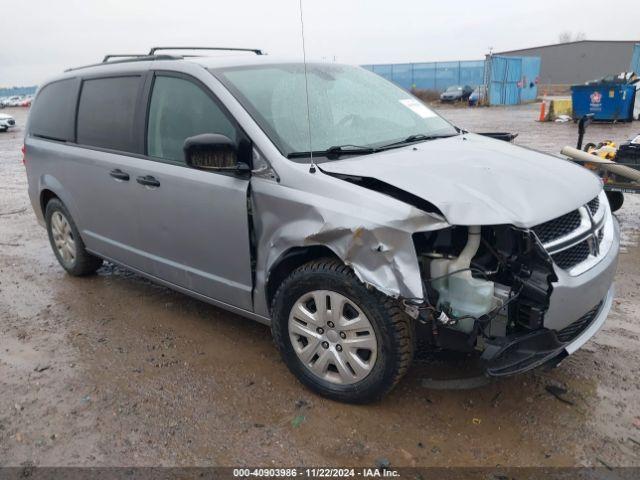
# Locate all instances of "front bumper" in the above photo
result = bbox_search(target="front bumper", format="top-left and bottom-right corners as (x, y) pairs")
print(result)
(543, 206), (620, 332)
(483, 286), (614, 376)
(482, 206), (619, 377)
(564, 286), (613, 354)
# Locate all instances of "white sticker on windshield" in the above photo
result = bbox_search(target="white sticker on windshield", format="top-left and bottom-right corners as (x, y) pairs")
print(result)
(399, 98), (437, 118)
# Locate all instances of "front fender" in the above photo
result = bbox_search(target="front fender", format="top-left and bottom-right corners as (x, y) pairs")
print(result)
(250, 177), (448, 317)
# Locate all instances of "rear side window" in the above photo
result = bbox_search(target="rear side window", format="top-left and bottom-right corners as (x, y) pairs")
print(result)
(29, 79), (77, 141)
(76, 76), (141, 152)
(147, 76), (236, 163)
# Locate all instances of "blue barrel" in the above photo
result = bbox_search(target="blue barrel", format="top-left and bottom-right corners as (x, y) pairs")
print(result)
(571, 84), (636, 121)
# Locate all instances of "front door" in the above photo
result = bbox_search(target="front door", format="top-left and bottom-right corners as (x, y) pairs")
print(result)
(132, 73), (254, 311)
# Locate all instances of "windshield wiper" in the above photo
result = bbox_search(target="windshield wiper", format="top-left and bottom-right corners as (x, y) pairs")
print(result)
(286, 135), (458, 159)
(326, 145), (377, 157)
(378, 133), (458, 150)
(287, 144), (377, 159)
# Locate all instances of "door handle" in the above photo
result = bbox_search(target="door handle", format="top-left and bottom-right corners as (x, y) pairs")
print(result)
(109, 169), (130, 181)
(136, 175), (160, 188)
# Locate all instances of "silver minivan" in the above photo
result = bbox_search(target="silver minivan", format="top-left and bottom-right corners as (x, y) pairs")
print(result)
(25, 48), (619, 403)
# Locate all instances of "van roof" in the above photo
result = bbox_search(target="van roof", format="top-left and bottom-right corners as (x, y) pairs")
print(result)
(64, 47), (298, 73)
(44, 48), (346, 88)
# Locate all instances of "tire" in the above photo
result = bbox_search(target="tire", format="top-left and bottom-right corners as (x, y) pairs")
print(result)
(271, 258), (415, 403)
(45, 198), (102, 276)
(606, 191), (624, 213)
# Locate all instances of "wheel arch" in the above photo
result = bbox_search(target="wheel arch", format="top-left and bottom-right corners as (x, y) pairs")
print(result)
(37, 175), (82, 225)
(40, 188), (60, 216)
(265, 245), (342, 313)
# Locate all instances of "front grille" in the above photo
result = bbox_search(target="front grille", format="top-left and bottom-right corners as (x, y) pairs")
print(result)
(556, 302), (602, 342)
(533, 210), (581, 244)
(534, 196), (606, 272)
(551, 240), (591, 269)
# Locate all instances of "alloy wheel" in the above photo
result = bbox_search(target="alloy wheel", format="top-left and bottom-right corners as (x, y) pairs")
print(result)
(50, 211), (76, 267)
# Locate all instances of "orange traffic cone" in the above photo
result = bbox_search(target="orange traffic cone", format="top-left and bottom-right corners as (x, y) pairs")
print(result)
(538, 101), (546, 122)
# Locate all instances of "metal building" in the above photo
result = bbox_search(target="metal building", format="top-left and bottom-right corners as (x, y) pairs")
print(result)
(494, 40), (640, 87)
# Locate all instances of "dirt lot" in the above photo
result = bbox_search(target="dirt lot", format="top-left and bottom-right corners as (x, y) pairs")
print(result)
(1, 104), (640, 468)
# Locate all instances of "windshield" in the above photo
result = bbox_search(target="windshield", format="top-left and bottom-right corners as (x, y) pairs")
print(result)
(212, 63), (457, 158)
(446, 86), (462, 92)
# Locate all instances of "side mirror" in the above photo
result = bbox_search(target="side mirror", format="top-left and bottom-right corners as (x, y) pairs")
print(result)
(183, 134), (250, 175)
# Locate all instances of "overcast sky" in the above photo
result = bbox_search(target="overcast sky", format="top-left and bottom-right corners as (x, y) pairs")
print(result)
(1, 0), (638, 86)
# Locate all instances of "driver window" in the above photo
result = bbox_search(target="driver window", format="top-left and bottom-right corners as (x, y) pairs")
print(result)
(147, 76), (237, 163)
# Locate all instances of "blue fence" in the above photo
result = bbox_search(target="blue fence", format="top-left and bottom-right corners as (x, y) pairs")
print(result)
(362, 60), (485, 92)
(0, 86), (37, 97)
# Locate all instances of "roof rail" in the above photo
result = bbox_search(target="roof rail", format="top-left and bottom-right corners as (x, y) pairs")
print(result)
(149, 46), (263, 56)
(103, 54), (149, 62)
(64, 47), (263, 74)
(65, 54), (182, 73)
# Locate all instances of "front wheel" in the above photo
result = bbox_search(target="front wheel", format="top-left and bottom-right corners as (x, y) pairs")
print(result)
(271, 258), (415, 403)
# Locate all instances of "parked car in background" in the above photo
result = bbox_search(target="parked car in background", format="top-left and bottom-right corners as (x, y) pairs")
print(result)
(0, 113), (16, 132)
(6, 96), (24, 107)
(468, 85), (487, 106)
(440, 85), (473, 102)
(20, 95), (34, 107)
(0, 94), (36, 107)
(25, 50), (619, 403)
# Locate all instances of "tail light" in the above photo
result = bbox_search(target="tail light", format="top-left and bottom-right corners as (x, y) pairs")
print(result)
(21, 144), (26, 165)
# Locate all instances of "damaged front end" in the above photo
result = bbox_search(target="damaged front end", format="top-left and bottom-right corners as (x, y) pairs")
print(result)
(412, 224), (570, 376)
(252, 147), (617, 379)
(411, 197), (618, 377)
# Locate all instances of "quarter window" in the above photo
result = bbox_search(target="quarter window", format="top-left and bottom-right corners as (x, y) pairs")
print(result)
(76, 76), (141, 152)
(146, 76), (236, 163)
(29, 79), (77, 142)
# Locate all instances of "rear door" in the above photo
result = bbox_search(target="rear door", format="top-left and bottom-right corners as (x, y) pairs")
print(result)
(130, 72), (254, 310)
(45, 75), (149, 267)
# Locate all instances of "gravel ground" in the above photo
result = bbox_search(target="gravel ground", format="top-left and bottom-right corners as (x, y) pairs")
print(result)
(1, 104), (639, 468)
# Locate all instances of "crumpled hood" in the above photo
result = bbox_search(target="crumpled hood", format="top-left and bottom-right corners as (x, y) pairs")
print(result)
(321, 133), (602, 228)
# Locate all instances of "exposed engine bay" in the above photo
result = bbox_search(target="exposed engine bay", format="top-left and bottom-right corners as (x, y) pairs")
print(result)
(411, 225), (558, 355)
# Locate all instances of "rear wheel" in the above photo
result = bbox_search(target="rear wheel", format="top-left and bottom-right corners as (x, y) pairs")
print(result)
(271, 258), (415, 403)
(45, 198), (102, 276)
